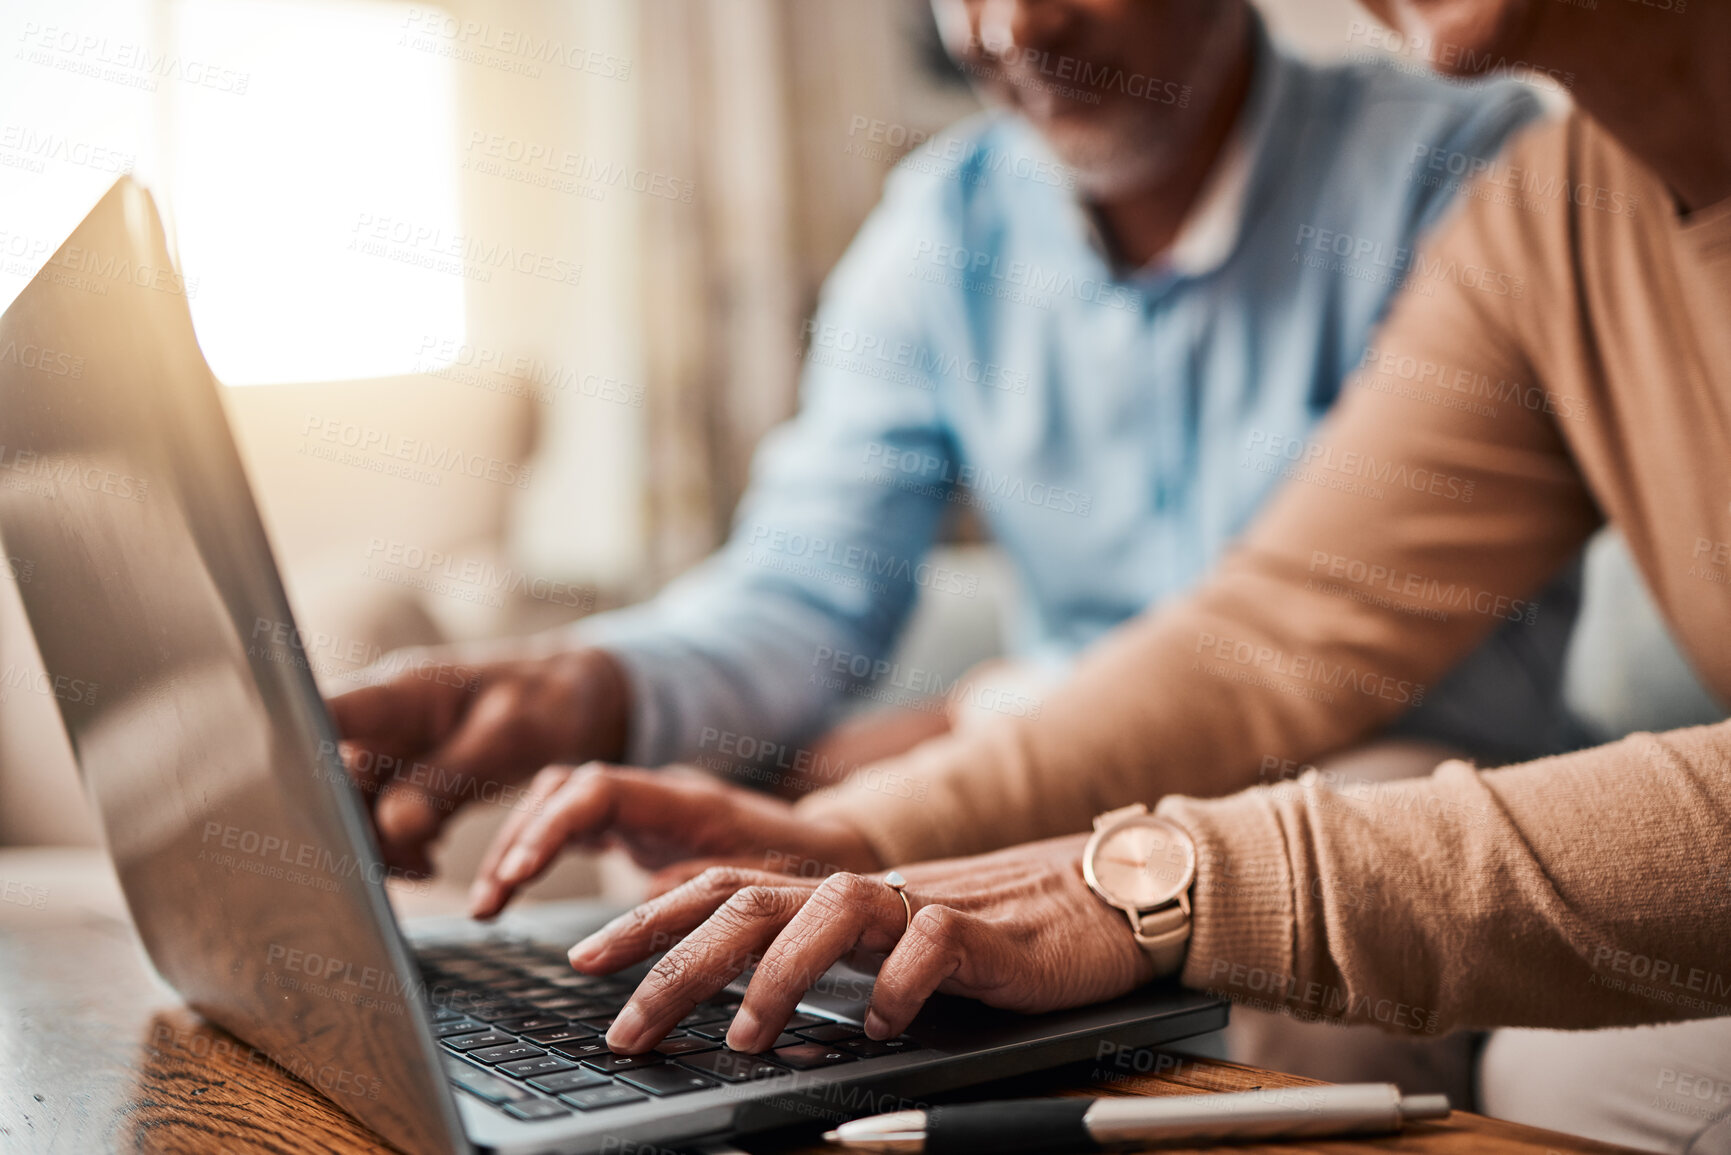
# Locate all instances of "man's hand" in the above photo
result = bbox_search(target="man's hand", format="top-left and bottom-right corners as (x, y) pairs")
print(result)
(565, 833), (1162, 1055)
(467, 763), (883, 917)
(326, 648), (630, 877)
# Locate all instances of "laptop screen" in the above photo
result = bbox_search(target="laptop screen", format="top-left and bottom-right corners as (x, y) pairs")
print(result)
(0, 177), (467, 1155)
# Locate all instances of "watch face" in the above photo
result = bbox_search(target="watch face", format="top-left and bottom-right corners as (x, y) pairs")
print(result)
(1088, 818), (1195, 909)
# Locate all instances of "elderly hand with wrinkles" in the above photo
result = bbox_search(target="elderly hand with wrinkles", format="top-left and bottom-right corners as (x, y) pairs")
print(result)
(570, 834), (1167, 1055)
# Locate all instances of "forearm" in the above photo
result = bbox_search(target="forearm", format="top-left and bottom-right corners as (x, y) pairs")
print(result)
(798, 167), (1603, 866)
(1161, 720), (1731, 1033)
(576, 573), (900, 772)
(796, 458), (1592, 865)
(796, 566), (1442, 863)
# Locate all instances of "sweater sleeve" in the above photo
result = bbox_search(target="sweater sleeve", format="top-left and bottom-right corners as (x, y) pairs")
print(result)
(797, 119), (1604, 865)
(1159, 721), (1731, 1033)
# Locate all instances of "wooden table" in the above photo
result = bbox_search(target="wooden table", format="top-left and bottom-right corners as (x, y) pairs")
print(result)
(0, 848), (1635, 1155)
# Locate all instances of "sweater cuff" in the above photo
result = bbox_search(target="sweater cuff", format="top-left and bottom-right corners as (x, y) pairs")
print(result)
(1156, 787), (1297, 999)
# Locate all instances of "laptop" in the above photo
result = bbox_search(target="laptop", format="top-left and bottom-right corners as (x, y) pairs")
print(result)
(0, 177), (1226, 1155)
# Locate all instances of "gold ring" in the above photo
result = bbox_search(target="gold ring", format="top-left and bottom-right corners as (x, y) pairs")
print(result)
(884, 870), (912, 933)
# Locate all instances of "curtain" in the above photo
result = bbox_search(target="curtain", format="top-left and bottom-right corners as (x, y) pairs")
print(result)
(632, 0), (972, 585)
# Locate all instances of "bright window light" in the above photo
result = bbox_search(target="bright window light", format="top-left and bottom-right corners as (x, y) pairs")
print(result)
(168, 0), (463, 385)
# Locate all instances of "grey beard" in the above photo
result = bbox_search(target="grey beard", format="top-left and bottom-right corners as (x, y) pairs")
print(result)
(1056, 121), (1190, 201)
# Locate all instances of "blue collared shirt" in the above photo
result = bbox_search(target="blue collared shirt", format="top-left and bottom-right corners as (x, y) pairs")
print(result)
(581, 31), (1580, 769)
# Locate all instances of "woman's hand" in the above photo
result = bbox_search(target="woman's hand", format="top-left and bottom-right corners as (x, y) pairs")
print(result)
(569, 833), (1163, 1055)
(467, 763), (883, 917)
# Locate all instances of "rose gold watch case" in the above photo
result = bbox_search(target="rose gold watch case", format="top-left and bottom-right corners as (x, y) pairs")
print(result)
(1082, 812), (1198, 918)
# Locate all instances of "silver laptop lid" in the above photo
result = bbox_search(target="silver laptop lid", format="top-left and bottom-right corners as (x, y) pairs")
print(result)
(0, 176), (469, 1155)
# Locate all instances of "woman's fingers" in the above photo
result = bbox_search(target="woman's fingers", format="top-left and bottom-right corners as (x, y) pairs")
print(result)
(570, 867), (811, 973)
(468, 763), (726, 917)
(866, 904), (990, 1039)
(495, 766), (625, 882)
(729, 872), (910, 1052)
(603, 881), (815, 1052)
(467, 766), (574, 917)
(467, 766), (608, 916)
(645, 858), (728, 899)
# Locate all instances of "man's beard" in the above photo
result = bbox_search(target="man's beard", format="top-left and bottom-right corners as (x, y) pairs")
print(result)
(1020, 7), (1243, 202)
(1039, 102), (1195, 200)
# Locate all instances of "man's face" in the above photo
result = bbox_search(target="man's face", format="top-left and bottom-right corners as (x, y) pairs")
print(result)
(933, 0), (1244, 198)
(1359, 0), (1540, 74)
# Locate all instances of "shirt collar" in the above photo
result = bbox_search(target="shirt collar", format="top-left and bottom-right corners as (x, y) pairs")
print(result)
(1148, 15), (1285, 283)
(1061, 12), (1285, 284)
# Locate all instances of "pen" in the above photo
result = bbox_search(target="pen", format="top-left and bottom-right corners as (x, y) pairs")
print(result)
(821, 1082), (1451, 1153)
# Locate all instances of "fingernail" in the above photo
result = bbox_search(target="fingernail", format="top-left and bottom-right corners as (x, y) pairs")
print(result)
(567, 934), (603, 969)
(607, 1004), (646, 1052)
(864, 1010), (891, 1040)
(498, 846), (534, 882)
(466, 880), (494, 916)
(726, 1006), (763, 1052)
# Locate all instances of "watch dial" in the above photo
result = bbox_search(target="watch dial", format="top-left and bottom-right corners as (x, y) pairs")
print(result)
(1093, 821), (1193, 908)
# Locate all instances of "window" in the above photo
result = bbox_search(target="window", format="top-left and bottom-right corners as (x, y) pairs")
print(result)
(167, 0), (465, 385)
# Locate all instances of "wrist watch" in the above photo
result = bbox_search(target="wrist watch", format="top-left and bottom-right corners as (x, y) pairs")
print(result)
(1082, 803), (1196, 974)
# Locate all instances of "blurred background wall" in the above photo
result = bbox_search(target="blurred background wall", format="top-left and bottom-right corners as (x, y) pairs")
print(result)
(0, 0), (1717, 894)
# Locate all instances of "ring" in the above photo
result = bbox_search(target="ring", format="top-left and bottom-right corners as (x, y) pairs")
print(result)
(884, 870), (912, 933)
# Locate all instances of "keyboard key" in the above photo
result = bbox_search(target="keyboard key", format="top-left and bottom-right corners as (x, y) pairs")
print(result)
(470, 1043), (547, 1065)
(510, 985), (568, 1000)
(522, 1024), (597, 1046)
(769, 1032), (803, 1050)
(560, 1085), (647, 1111)
(547, 975), (604, 990)
(430, 1005), (468, 1022)
(472, 1001), (537, 1022)
(527, 1069), (611, 1094)
(503, 1098), (571, 1122)
(535, 995), (604, 1014)
(549, 1040), (613, 1062)
(432, 1018), (491, 1038)
(443, 1031), (515, 1052)
(494, 1015), (569, 1034)
(575, 1014), (618, 1032)
(782, 1013), (829, 1029)
(458, 974), (517, 990)
(686, 1024), (732, 1041)
(654, 1036), (720, 1057)
(677, 1007), (732, 1028)
(619, 1066), (718, 1097)
(796, 1023), (863, 1044)
(444, 1058), (535, 1104)
(444, 960), (509, 975)
(840, 1037), (922, 1058)
(497, 1055), (580, 1078)
(676, 1050), (789, 1083)
(582, 1052), (666, 1075)
(773, 1043), (856, 1070)
(524, 964), (582, 981)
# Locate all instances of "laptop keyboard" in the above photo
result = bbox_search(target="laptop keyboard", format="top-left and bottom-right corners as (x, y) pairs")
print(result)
(416, 938), (924, 1124)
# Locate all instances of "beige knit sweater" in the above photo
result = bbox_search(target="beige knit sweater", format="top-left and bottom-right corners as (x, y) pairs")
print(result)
(798, 114), (1731, 1035)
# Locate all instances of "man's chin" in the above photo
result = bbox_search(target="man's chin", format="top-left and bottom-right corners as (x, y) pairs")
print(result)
(1071, 154), (1184, 202)
(1036, 122), (1183, 200)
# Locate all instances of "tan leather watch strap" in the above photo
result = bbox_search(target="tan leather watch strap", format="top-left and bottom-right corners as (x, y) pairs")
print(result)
(1092, 802), (1150, 830)
(1134, 903), (1192, 975)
